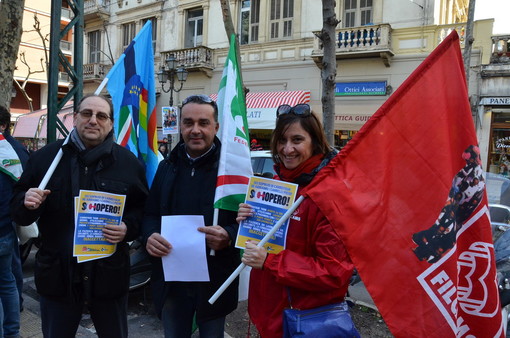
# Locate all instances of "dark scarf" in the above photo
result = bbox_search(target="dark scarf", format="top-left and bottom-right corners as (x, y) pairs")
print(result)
(67, 129), (115, 196)
(69, 129), (115, 166)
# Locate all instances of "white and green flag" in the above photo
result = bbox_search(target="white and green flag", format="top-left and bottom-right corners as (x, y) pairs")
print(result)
(0, 133), (22, 181)
(214, 34), (253, 211)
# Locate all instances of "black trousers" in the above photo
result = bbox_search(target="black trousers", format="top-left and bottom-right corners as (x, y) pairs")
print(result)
(40, 294), (128, 338)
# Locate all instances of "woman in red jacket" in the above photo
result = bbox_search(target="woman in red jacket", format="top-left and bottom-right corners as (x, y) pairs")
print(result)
(237, 104), (355, 338)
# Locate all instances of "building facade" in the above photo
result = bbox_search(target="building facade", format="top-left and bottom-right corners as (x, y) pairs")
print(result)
(11, 0), (72, 117)
(79, 0), (493, 155)
(477, 35), (510, 171)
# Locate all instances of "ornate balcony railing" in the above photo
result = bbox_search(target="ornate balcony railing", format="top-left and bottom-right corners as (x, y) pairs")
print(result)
(490, 35), (510, 64)
(436, 24), (466, 47)
(58, 72), (70, 83)
(161, 46), (215, 77)
(83, 63), (112, 81)
(312, 23), (393, 67)
(60, 40), (72, 52)
(84, 0), (110, 19)
(61, 7), (72, 20)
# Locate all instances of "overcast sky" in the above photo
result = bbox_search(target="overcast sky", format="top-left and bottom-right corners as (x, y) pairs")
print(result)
(475, 0), (510, 34)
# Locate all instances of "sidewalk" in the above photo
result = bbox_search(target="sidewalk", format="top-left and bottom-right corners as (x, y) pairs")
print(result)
(19, 281), (374, 337)
(20, 309), (42, 338)
(20, 286), (42, 338)
(20, 283), (96, 338)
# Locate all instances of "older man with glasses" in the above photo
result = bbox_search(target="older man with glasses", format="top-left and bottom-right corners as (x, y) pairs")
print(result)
(142, 94), (241, 338)
(11, 94), (149, 338)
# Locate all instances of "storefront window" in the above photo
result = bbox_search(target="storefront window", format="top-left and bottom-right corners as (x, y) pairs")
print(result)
(490, 128), (510, 175)
(335, 130), (357, 149)
(493, 112), (510, 124)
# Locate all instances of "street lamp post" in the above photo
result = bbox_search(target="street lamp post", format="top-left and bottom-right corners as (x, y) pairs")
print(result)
(157, 53), (188, 106)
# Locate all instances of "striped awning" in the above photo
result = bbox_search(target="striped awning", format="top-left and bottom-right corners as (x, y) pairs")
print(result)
(210, 90), (310, 109)
(38, 110), (74, 139)
(210, 90), (311, 129)
(12, 103), (74, 139)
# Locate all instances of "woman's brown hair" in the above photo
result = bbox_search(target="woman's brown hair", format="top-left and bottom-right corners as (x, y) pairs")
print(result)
(269, 111), (330, 164)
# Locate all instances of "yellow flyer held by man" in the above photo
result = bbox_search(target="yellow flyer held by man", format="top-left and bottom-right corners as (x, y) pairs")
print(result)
(73, 190), (126, 260)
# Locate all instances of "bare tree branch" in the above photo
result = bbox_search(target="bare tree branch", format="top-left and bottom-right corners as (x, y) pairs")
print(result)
(16, 13), (50, 112)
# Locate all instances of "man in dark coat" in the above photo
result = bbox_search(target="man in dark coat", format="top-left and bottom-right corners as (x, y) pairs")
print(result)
(10, 95), (148, 338)
(0, 105), (29, 338)
(143, 94), (240, 337)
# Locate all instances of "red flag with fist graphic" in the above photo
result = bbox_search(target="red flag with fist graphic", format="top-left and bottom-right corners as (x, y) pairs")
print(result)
(303, 31), (504, 337)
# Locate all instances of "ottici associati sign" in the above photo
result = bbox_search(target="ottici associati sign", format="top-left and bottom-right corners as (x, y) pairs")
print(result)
(335, 81), (387, 96)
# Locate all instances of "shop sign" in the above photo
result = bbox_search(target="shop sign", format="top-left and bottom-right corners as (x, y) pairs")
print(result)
(480, 97), (510, 105)
(335, 114), (371, 123)
(496, 136), (510, 149)
(246, 108), (277, 130)
(335, 81), (387, 96)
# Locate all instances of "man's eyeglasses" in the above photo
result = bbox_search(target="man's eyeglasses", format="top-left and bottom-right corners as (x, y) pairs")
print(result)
(78, 111), (111, 122)
(276, 104), (311, 118)
(182, 94), (216, 106)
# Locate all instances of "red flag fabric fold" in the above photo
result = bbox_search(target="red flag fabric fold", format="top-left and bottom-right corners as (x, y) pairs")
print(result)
(303, 31), (504, 337)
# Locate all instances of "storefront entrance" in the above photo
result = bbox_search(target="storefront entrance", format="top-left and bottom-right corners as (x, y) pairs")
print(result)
(488, 109), (510, 174)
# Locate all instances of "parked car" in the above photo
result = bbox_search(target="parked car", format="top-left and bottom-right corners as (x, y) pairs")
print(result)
(486, 172), (510, 334)
(487, 172), (510, 241)
(251, 150), (275, 178)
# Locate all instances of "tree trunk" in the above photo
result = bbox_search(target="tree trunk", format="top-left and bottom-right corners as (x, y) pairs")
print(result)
(219, 0), (247, 94)
(463, 0), (476, 85)
(220, 0), (236, 41)
(0, 0), (25, 109)
(321, 0), (339, 146)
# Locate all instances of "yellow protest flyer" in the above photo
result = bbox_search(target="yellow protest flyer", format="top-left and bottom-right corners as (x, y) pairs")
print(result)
(74, 197), (104, 263)
(235, 176), (298, 254)
(73, 190), (126, 259)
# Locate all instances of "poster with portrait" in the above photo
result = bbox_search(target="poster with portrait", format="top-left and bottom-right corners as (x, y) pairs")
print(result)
(162, 106), (179, 135)
(235, 176), (298, 254)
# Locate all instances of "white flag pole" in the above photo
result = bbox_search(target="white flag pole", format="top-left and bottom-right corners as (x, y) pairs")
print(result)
(210, 208), (220, 256)
(94, 77), (109, 95)
(38, 130), (72, 190)
(208, 195), (305, 304)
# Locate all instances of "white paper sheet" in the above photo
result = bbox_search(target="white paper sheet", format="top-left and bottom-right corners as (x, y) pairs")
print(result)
(161, 215), (210, 282)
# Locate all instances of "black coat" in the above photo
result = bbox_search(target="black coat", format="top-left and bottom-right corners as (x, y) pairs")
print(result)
(0, 132), (29, 237)
(11, 134), (148, 301)
(142, 137), (240, 323)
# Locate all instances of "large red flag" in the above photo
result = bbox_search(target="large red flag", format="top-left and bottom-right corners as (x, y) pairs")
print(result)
(303, 31), (504, 337)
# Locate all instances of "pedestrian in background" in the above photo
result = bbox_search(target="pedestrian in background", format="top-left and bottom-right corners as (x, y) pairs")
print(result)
(0, 105), (29, 338)
(237, 104), (356, 337)
(10, 95), (148, 338)
(143, 94), (240, 337)
(158, 143), (169, 159)
(250, 139), (263, 151)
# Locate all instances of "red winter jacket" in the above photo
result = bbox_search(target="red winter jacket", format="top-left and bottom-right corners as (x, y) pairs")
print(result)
(248, 192), (354, 338)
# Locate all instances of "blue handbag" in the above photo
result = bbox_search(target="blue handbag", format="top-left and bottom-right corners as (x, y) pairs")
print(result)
(283, 289), (360, 338)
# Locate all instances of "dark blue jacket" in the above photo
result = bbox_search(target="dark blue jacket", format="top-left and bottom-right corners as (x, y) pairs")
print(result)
(0, 133), (29, 237)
